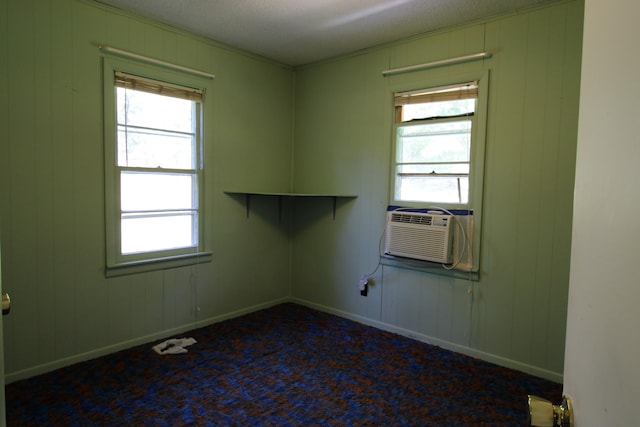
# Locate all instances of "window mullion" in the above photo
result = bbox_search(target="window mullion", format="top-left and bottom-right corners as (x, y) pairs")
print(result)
(121, 209), (198, 216)
(118, 123), (196, 138)
(118, 166), (197, 174)
(397, 172), (469, 177)
(397, 161), (470, 166)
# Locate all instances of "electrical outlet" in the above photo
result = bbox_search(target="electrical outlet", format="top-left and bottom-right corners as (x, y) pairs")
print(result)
(359, 275), (368, 290)
(359, 275), (368, 296)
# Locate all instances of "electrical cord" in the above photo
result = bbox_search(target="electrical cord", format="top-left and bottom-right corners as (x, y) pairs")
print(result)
(363, 206), (473, 277)
(359, 218), (388, 287)
(426, 206), (471, 271)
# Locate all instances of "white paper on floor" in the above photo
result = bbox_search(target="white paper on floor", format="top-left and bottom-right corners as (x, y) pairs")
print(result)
(152, 337), (197, 355)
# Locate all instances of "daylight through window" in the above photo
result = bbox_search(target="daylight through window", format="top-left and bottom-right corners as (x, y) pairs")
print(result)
(392, 82), (478, 205)
(114, 72), (203, 259)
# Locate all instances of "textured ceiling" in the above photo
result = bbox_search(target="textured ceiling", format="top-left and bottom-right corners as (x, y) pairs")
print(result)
(97, 0), (559, 66)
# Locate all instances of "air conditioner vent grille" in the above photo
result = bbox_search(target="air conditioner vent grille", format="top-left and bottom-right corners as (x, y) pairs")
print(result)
(385, 211), (454, 263)
(390, 213), (432, 226)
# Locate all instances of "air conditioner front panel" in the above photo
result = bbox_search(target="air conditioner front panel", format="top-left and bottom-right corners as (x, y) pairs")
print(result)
(385, 212), (453, 263)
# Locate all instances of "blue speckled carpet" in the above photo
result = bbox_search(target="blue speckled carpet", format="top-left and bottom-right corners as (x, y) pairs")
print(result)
(6, 303), (561, 426)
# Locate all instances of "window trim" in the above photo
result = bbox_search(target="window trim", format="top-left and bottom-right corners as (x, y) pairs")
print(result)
(103, 56), (212, 277)
(387, 70), (490, 274)
(390, 77), (487, 209)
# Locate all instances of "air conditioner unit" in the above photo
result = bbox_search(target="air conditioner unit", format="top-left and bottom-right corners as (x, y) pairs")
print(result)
(385, 211), (454, 264)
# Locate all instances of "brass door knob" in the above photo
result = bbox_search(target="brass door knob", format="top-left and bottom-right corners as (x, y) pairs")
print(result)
(2, 293), (10, 315)
(528, 395), (573, 427)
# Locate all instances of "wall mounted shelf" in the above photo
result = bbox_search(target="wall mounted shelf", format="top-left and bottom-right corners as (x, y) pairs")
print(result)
(224, 191), (358, 220)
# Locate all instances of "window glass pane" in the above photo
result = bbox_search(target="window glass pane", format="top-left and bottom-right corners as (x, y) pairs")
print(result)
(117, 126), (195, 169)
(121, 172), (195, 211)
(397, 120), (471, 163)
(402, 99), (475, 122)
(396, 164), (469, 204)
(117, 87), (193, 133)
(121, 212), (197, 254)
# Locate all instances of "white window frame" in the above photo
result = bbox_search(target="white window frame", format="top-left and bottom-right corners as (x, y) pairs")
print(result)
(391, 76), (488, 210)
(103, 57), (211, 277)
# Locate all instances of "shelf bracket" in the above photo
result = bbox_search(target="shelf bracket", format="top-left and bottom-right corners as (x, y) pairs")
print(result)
(332, 196), (337, 220)
(242, 194), (284, 222)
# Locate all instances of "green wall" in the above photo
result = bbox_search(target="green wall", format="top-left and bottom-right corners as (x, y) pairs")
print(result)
(1, 0), (583, 383)
(0, 0), (294, 381)
(291, 0), (582, 381)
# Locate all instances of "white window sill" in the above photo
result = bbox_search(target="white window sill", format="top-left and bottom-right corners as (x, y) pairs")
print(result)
(106, 252), (212, 277)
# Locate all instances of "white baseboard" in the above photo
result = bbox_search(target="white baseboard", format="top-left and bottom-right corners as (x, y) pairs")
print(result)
(291, 297), (564, 384)
(5, 297), (291, 384)
(6, 296), (562, 385)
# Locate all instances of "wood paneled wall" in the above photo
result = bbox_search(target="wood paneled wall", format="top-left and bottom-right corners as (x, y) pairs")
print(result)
(0, 0), (583, 383)
(291, 0), (583, 381)
(0, 0), (294, 380)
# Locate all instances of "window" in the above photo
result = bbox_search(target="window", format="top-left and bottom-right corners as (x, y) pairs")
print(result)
(392, 82), (479, 207)
(386, 75), (489, 276)
(104, 64), (209, 275)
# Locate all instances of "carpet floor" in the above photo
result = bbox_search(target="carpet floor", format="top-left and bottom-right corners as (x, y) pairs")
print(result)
(6, 303), (561, 426)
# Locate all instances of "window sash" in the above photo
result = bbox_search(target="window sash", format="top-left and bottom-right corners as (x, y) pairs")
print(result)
(392, 84), (477, 206)
(119, 168), (198, 212)
(107, 68), (204, 267)
(120, 210), (199, 255)
(117, 124), (197, 169)
(395, 174), (469, 204)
